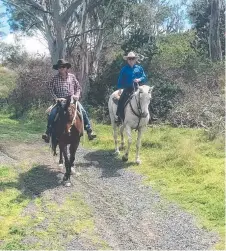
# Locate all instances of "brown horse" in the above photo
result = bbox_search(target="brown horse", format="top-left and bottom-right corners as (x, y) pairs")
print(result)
(51, 97), (83, 186)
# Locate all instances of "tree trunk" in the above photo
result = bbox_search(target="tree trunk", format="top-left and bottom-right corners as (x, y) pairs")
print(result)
(209, 0), (222, 61)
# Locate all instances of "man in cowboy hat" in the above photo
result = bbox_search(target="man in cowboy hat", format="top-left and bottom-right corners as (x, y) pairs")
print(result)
(42, 59), (96, 142)
(116, 51), (147, 122)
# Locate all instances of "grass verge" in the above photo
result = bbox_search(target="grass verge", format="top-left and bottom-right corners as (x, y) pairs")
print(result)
(0, 164), (109, 250)
(84, 123), (225, 250)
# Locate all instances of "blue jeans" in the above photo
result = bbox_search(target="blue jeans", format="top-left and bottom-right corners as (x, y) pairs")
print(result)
(46, 103), (91, 134)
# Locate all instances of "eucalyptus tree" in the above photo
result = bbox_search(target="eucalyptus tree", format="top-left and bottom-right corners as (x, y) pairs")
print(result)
(2, 0), (116, 64)
(189, 0), (225, 60)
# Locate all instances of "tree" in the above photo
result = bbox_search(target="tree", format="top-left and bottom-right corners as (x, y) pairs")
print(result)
(189, 0), (225, 59)
(209, 0), (222, 61)
(3, 0), (115, 63)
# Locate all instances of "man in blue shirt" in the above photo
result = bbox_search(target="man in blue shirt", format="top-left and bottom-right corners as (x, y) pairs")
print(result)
(116, 51), (147, 121)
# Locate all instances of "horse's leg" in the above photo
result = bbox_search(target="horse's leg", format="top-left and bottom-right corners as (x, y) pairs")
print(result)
(122, 125), (132, 162)
(119, 124), (125, 151)
(59, 146), (63, 167)
(61, 143), (71, 186)
(69, 137), (80, 175)
(112, 122), (120, 155)
(135, 127), (143, 165)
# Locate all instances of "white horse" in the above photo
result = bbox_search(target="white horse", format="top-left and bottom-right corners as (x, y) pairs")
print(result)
(108, 85), (154, 164)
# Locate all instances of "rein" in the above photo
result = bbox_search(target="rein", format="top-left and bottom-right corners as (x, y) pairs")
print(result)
(69, 101), (78, 133)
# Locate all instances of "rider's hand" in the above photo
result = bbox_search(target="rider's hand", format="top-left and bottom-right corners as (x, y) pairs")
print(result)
(134, 78), (140, 83)
(72, 95), (79, 101)
(56, 98), (64, 102)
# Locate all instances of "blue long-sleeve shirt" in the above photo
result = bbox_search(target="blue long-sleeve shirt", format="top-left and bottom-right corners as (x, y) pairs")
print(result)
(117, 64), (147, 89)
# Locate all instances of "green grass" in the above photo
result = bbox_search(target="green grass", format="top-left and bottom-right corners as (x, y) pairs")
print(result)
(0, 114), (109, 249)
(0, 114), (224, 249)
(0, 165), (109, 250)
(0, 113), (46, 142)
(85, 123), (225, 250)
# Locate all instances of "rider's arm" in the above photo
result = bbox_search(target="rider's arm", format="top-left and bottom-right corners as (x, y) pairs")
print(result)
(138, 66), (147, 84)
(48, 77), (57, 100)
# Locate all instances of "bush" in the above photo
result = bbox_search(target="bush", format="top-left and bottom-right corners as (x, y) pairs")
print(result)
(8, 57), (53, 117)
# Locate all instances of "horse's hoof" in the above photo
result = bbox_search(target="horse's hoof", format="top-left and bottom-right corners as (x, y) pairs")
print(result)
(75, 172), (81, 177)
(136, 159), (141, 165)
(114, 150), (120, 155)
(122, 155), (128, 162)
(71, 167), (76, 175)
(64, 181), (71, 187)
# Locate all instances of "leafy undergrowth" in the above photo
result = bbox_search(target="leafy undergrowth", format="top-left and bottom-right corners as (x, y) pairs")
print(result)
(0, 165), (109, 250)
(85, 123), (225, 250)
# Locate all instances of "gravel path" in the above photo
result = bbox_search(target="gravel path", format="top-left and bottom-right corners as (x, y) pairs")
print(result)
(0, 141), (219, 250)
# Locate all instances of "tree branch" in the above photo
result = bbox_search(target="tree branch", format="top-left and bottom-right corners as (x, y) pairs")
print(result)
(66, 27), (104, 40)
(61, 0), (83, 24)
(22, 0), (52, 14)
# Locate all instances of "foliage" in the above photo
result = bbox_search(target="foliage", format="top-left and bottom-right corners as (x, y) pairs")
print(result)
(121, 29), (159, 70)
(0, 67), (16, 101)
(0, 41), (29, 66)
(149, 75), (182, 120)
(7, 57), (52, 117)
(153, 31), (197, 69)
(188, 0), (225, 57)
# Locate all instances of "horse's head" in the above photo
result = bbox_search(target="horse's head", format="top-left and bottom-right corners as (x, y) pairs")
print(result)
(137, 85), (154, 103)
(57, 97), (71, 111)
(56, 96), (76, 134)
(134, 85), (154, 117)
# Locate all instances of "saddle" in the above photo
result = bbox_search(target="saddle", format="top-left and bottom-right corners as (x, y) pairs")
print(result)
(46, 102), (82, 122)
(112, 90), (134, 108)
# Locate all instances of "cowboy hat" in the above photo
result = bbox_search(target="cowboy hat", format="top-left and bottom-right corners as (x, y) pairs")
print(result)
(123, 51), (139, 60)
(53, 59), (71, 70)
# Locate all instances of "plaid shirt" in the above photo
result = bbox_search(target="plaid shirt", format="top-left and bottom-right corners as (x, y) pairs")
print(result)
(48, 73), (81, 100)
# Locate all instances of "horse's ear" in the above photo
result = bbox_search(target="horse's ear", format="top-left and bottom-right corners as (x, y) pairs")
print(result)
(148, 86), (154, 93)
(138, 86), (144, 93)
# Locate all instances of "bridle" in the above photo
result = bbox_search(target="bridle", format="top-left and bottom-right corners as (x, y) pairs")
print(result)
(57, 97), (78, 134)
(129, 84), (150, 130)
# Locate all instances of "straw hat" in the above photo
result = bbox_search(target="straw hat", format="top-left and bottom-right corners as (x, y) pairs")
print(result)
(123, 51), (139, 60)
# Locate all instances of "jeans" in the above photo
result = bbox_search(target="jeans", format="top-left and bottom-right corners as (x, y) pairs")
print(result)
(46, 102), (91, 134)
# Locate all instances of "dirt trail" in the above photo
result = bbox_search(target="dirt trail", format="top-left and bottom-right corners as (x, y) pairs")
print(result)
(0, 140), (219, 250)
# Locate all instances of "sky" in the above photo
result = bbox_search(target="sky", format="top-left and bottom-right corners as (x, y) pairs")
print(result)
(0, 1), (49, 55)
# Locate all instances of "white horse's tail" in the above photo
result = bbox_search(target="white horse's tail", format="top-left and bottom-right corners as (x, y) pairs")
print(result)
(108, 90), (120, 123)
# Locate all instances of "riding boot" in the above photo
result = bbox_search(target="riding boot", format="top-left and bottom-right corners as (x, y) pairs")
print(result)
(86, 128), (97, 140)
(42, 126), (51, 143)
